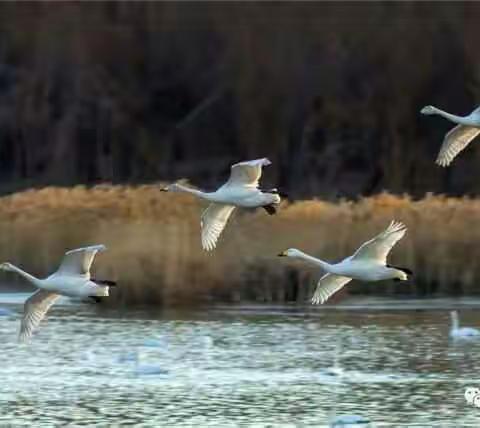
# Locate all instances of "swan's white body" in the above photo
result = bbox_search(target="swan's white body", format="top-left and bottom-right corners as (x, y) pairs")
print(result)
(450, 310), (480, 339)
(162, 158), (281, 251)
(0, 244), (111, 342)
(421, 105), (480, 166)
(279, 221), (410, 304)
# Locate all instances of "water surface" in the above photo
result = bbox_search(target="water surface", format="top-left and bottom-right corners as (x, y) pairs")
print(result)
(1, 294), (480, 426)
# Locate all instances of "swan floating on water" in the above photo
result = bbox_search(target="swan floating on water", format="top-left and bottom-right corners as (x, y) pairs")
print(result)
(161, 158), (282, 251)
(134, 359), (169, 376)
(329, 414), (371, 427)
(420, 105), (480, 166)
(449, 310), (480, 339)
(0, 245), (116, 342)
(120, 349), (169, 376)
(328, 340), (371, 427)
(278, 221), (411, 304)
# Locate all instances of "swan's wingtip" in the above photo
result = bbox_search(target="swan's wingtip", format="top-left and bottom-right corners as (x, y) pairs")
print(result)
(18, 334), (29, 344)
(435, 158), (450, 167)
(86, 244), (107, 252)
(65, 244), (107, 256)
(387, 220), (406, 232)
(232, 158), (272, 168)
(202, 242), (216, 252)
(311, 296), (325, 305)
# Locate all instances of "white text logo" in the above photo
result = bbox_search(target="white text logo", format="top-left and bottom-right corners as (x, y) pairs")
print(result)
(465, 387), (480, 407)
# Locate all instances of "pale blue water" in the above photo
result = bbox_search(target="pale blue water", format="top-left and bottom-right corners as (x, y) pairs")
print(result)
(1, 294), (480, 426)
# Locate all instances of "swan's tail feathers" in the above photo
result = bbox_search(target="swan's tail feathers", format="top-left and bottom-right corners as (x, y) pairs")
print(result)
(91, 278), (117, 287)
(263, 204), (277, 215)
(386, 265), (413, 276)
(262, 188), (288, 198)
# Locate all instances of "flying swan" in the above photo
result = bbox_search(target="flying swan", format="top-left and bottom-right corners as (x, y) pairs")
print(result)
(420, 105), (480, 166)
(278, 221), (411, 304)
(449, 310), (480, 339)
(161, 158), (282, 251)
(0, 245), (116, 342)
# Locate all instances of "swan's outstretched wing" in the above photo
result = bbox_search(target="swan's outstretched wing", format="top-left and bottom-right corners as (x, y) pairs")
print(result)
(201, 203), (236, 251)
(436, 125), (480, 167)
(19, 290), (61, 342)
(225, 158), (272, 188)
(311, 274), (352, 304)
(351, 221), (407, 264)
(57, 245), (106, 276)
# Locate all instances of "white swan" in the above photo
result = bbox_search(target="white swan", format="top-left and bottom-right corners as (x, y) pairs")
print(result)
(328, 339), (371, 427)
(132, 351), (169, 376)
(161, 158), (282, 251)
(449, 310), (480, 339)
(329, 415), (371, 427)
(421, 105), (480, 166)
(0, 245), (115, 342)
(278, 221), (411, 304)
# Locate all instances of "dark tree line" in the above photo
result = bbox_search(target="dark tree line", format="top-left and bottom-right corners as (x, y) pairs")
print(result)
(0, 2), (479, 199)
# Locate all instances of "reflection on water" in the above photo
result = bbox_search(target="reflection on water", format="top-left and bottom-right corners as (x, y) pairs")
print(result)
(1, 295), (480, 426)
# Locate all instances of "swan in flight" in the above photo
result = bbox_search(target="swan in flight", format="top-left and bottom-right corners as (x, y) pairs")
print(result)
(0, 245), (116, 342)
(278, 221), (411, 304)
(449, 310), (480, 339)
(420, 105), (480, 166)
(161, 158), (282, 251)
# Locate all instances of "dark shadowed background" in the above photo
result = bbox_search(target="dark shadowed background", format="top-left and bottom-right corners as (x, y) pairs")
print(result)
(0, 2), (479, 198)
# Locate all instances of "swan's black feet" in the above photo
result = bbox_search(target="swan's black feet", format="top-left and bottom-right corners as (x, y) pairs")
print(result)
(263, 204), (277, 215)
(90, 296), (103, 303)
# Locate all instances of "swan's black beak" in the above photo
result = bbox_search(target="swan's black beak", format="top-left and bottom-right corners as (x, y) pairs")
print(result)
(277, 251), (287, 257)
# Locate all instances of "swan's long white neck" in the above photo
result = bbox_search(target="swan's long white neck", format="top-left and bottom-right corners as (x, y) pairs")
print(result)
(292, 251), (334, 272)
(169, 183), (213, 200)
(7, 264), (43, 288)
(450, 311), (459, 331)
(431, 107), (477, 126)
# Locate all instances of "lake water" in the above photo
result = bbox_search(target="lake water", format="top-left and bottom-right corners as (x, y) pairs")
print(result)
(1, 294), (480, 426)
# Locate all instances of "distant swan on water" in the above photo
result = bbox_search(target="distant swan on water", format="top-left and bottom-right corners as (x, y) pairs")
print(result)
(132, 350), (169, 376)
(162, 158), (282, 251)
(0, 245), (116, 342)
(420, 105), (480, 166)
(449, 310), (480, 339)
(278, 221), (412, 304)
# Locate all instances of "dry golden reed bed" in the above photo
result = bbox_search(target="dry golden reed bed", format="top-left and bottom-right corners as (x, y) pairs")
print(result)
(0, 185), (479, 305)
